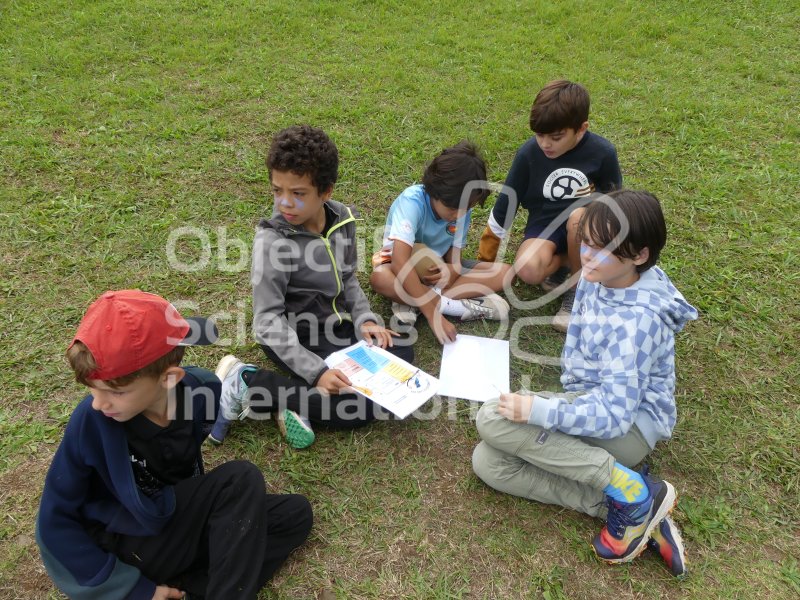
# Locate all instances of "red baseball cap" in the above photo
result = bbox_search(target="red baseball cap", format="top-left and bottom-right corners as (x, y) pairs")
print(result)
(70, 290), (218, 380)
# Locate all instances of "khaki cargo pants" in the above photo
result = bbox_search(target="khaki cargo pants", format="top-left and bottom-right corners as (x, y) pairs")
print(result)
(472, 393), (652, 518)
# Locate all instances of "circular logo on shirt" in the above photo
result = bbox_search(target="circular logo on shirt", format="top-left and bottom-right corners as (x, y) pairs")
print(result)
(446, 222), (457, 236)
(543, 168), (594, 201)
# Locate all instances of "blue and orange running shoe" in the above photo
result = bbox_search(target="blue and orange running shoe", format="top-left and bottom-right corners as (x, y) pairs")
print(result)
(592, 466), (677, 564)
(648, 515), (688, 577)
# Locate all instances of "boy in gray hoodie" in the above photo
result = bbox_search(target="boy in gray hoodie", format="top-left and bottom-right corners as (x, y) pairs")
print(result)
(473, 190), (697, 576)
(209, 125), (413, 449)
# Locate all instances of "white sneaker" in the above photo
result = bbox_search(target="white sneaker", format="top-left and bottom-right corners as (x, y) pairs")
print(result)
(208, 355), (256, 445)
(391, 301), (419, 325)
(458, 293), (510, 321)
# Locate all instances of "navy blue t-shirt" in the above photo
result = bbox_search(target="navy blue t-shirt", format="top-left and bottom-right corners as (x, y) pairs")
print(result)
(491, 131), (622, 231)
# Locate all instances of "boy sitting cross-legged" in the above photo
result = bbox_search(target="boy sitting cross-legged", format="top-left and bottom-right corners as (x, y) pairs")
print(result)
(477, 80), (623, 332)
(370, 141), (514, 344)
(472, 190), (697, 575)
(36, 290), (312, 599)
(209, 125), (415, 450)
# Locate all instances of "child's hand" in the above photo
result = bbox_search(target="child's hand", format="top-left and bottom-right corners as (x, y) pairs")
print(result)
(497, 392), (534, 423)
(316, 369), (353, 395)
(420, 264), (459, 287)
(360, 321), (399, 348)
(152, 586), (185, 599)
(430, 313), (457, 344)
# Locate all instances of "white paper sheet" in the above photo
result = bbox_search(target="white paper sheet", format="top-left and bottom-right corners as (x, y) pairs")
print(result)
(325, 341), (439, 419)
(437, 335), (509, 402)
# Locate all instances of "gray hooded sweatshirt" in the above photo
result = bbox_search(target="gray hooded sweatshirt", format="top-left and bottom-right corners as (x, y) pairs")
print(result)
(251, 200), (379, 384)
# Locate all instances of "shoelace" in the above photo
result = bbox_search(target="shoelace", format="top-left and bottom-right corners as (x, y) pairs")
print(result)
(605, 497), (642, 538)
(461, 298), (493, 317)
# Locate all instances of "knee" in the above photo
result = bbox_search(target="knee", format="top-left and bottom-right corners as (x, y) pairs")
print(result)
(514, 257), (546, 285)
(471, 441), (495, 482)
(286, 494), (314, 537)
(233, 460), (266, 487)
(215, 460), (267, 499)
(566, 207), (584, 232)
(369, 267), (393, 296)
(475, 400), (503, 443)
(472, 441), (517, 490)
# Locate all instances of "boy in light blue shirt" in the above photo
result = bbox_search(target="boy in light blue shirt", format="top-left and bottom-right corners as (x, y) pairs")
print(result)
(371, 141), (514, 344)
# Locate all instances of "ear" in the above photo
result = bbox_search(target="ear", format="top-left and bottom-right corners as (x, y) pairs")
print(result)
(633, 247), (650, 266)
(320, 184), (334, 202)
(577, 121), (589, 135)
(160, 366), (186, 390)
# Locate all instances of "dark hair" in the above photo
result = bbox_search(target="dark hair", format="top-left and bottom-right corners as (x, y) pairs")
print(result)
(579, 189), (666, 273)
(67, 341), (185, 387)
(267, 125), (338, 194)
(422, 141), (490, 209)
(530, 80), (590, 134)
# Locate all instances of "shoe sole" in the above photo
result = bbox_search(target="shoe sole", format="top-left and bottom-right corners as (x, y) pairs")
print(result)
(598, 483), (678, 565)
(215, 354), (241, 381)
(278, 411), (316, 449)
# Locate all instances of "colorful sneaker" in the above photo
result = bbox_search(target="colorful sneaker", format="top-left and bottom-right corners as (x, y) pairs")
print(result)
(459, 293), (510, 321)
(541, 267), (570, 292)
(648, 515), (688, 577)
(551, 288), (576, 333)
(592, 467), (677, 564)
(391, 301), (419, 325)
(278, 409), (316, 449)
(207, 355), (256, 445)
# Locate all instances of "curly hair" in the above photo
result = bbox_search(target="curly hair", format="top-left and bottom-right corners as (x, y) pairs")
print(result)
(267, 125), (338, 193)
(422, 141), (490, 210)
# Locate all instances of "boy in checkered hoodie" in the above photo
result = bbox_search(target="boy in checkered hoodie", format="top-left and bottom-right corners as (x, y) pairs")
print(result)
(472, 190), (697, 576)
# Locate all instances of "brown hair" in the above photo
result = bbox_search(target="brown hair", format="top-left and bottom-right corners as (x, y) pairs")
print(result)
(530, 80), (590, 134)
(579, 189), (667, 273)
(67, 341), (185, 387)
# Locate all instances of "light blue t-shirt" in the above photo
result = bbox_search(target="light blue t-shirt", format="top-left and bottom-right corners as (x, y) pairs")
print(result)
(381, 184), (471, 257)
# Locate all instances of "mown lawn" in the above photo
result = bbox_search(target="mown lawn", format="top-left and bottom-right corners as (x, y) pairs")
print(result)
(1, 1), (798, 598)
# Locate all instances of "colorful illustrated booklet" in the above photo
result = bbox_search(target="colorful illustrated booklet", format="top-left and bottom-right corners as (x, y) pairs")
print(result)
(324, 341), (438, 418)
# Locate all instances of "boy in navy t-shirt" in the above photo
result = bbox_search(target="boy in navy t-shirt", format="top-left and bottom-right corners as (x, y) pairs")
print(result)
(478, 80), (622, 331)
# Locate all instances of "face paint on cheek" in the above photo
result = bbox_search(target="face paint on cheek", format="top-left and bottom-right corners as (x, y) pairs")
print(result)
(580, 243), (614, 264)
(294, 199), (305, 209)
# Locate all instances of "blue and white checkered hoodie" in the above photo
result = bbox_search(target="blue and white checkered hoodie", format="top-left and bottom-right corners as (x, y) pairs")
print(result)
(528, 266), (698, 448)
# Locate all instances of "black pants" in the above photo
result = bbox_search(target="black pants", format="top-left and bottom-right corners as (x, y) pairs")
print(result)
(249, 321), (415, 429)
(93, 461), (312, 598)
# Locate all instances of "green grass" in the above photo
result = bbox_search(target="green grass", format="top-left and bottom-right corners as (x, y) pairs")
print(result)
(1, 0), (799, 598)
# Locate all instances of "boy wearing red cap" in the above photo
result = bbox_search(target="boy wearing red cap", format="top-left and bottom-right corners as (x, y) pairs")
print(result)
(36, 290), (312, 599)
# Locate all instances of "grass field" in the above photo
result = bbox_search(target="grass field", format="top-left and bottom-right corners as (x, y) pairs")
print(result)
(1, 0), (799, 598)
